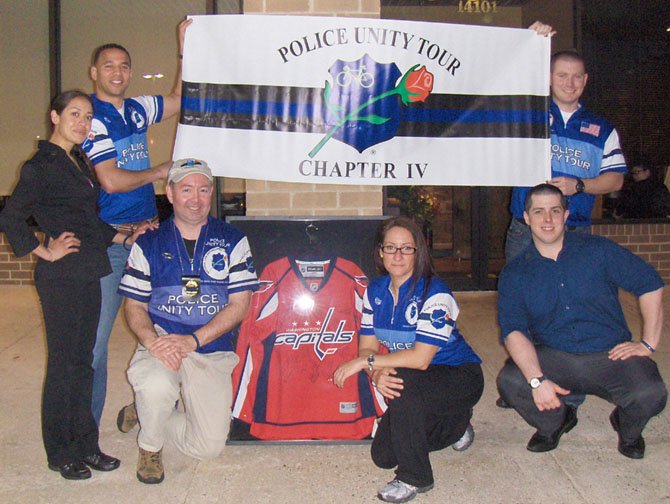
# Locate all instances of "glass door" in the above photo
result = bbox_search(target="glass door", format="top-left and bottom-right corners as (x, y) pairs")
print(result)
(386, 186), (509, 290)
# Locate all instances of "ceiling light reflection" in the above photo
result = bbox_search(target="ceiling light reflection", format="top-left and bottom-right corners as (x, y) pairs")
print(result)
(293, 294), (315, 312)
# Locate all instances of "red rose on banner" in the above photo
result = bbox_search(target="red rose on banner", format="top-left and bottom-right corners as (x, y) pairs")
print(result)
(403, 66), (434, 103)
(309, 63), (436, 157)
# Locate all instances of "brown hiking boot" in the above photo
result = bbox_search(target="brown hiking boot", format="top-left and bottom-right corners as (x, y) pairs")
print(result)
(137, 448), (164, 484)
(116, 403), (138, 433)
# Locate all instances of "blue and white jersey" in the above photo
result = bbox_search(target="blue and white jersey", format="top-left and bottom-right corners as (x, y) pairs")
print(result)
(510, 100), (627, 226)
(118, 216), (259, 353)
(82, 94), (163, 224)
(361, 275), (481, 367)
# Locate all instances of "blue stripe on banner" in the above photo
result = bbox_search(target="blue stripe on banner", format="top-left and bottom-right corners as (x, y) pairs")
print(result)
(180, 81), (548, 139)
(182, 97), (319, 117)
(182, 97), (546, 125)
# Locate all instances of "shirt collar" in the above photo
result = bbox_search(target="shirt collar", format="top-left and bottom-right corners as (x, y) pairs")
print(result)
(524, 231), (581, 263)
(91, 93), (124, 112)
(550, 99), (585, 123)
(384, 274), (426, 299)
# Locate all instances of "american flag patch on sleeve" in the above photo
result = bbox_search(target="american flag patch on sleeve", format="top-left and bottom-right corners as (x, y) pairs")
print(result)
(580, 121), (601, 136)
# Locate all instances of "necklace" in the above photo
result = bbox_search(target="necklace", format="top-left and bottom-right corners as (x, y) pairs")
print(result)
(172, 219), (210, 299)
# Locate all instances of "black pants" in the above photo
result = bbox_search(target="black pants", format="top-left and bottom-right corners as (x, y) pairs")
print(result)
(497, 346), (667, 442)
(36, 278), (101, 466)
(371, 363), (484, 488)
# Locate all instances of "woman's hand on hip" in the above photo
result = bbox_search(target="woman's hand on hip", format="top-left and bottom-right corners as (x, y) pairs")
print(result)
(47, 231), (80, 261)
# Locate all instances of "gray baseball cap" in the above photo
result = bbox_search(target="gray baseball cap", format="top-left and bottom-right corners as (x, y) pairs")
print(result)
(168, 159), (213, 184)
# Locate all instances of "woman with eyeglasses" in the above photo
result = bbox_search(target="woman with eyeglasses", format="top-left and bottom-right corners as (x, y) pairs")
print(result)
(334, 216), (483, 503)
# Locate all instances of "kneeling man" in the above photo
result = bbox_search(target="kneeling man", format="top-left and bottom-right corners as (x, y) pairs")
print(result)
(118, 159), (258, 483)
(497, 183), (666, 459)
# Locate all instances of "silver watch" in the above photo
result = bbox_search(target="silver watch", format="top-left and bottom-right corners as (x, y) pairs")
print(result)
(529, 375), (547, 389)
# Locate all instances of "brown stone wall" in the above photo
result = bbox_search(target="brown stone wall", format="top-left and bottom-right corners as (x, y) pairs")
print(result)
(2, 223), (669, 285)
(244, 0), (379, 17)
(592, 222), (670, 284)
(245, 180), (383, 217)
(0, 232), (41, 285)
(242, 1), (383, 218)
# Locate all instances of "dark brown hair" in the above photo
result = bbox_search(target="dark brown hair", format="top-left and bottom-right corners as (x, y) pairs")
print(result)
(524, 183), (567, 213)
(50, 89), (92, 116)
(49, 90), (97, 182)
(373, 216), (435, 295)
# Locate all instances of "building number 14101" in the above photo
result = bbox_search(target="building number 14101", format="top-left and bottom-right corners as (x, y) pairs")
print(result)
(458, 0), (498, 14)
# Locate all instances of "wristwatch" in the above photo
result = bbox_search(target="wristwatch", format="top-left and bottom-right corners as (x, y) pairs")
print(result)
(367, 354), (375, 373)
(529, 375), (547, 389)
(575, 178), (585, 194)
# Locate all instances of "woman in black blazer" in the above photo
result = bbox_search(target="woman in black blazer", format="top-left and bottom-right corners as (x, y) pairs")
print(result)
(0, 90), (152, 480)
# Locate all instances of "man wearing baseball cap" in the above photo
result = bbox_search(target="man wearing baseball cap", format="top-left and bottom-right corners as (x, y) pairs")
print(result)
(116, 159), (258, 483)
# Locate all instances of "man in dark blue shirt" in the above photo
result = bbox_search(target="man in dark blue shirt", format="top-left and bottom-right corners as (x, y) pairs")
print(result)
(496, 183), (666, 459)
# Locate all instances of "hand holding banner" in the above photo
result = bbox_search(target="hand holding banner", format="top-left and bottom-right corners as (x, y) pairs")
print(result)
(174, 15), (550, 186)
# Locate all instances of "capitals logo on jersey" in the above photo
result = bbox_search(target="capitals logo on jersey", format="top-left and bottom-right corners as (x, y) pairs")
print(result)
(274, 306), (355, 361)
(232, 256), (384, 440)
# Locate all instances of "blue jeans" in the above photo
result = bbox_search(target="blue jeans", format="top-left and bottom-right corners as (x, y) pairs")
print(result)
(504, 218), (533, 262)
(91, 243), (130, 425)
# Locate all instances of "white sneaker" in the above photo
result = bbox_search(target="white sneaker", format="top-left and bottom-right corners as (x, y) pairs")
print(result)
(377, 479), (434, 503)
(452, 423), (475, 451)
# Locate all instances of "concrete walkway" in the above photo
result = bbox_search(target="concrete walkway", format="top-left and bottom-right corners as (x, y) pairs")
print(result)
(0, 286), (668, 503)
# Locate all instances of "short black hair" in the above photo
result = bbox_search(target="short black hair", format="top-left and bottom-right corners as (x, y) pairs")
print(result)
(550, 50), (586, 73)
(91, 43), (131, 67)
(524, 183), (567, 213)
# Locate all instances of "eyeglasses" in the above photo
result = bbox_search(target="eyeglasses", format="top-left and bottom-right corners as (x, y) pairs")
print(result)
(381, 245), (417, 255)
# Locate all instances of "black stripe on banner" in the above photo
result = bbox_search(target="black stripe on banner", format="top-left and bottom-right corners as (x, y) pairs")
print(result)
(180, 81), (548, 139)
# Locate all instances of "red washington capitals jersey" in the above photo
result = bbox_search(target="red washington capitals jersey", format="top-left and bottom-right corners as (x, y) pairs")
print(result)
(232, 256), (384, 440)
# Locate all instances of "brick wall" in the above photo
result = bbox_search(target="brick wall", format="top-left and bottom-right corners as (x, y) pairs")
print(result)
(0, 3), (385, 284)
(243, 0), (380, 17)
(592, 222), (670, 285)
(246, 180), (383, 217)
(243, 1), (383, 218)
(0, 232), (42, 285)
(4, 222), (669, 285)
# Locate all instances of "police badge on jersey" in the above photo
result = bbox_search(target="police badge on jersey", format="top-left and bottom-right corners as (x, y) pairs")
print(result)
(203, 247), (230, 280)
(405, 300), (419, 325)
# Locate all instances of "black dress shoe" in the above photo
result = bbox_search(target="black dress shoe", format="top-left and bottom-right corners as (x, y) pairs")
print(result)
(48, 461), (92, 480)
(610, 408), (645, 459)
(527, 406), (578, 452)
(83, 452), (121, 471)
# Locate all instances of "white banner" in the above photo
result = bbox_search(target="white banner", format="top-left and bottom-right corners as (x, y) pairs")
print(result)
(173, 15), (551, 186)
